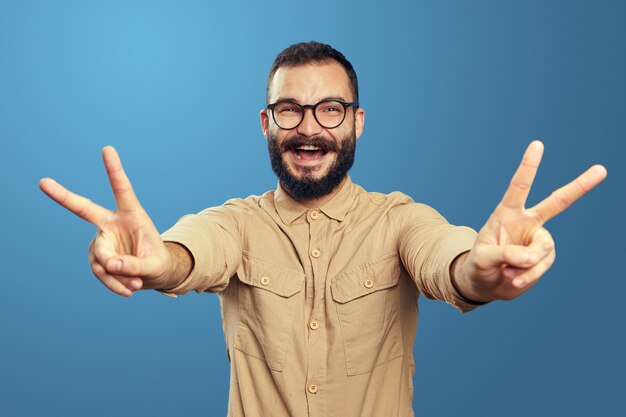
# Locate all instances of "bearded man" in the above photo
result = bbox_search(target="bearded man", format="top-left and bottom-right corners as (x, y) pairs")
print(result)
(40, 41), (607, 417)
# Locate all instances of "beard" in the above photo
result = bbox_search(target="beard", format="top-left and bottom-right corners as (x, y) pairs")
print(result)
(268, 131), (356, 201)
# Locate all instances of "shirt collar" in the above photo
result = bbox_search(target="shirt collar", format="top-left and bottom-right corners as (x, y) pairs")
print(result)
(274, 176), (358, 225)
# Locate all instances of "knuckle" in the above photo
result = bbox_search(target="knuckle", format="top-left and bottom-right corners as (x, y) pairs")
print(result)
(543, 254), (555, 268)
(543, 239), (555, 252)
(90, 263), (101, 275)
(102, 273), (125, 291)
(575, 178), (589, 193)
(510, 179), (530, 191)
(90, 263), (108, 281)
(551, 192), (569, 209)
(473, 258), (487, 270)
(113, 184), (132, 196)
(93, 248), (108, 265)
(528, 269), (541, 282)
(107, 282), (126, 296)
(123, 259), (139, 276)
(76, 204), (91, 219)
(502, 246), (517, 264)
(115, 258), (140, 277)
(470, 248), (489, 270)
(88, 239), (97, 261)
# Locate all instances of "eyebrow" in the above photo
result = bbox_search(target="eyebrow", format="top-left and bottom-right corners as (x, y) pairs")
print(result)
(271, 96), (350, 104)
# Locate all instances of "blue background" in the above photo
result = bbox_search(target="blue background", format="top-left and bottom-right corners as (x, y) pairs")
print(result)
(1, 1), (624, 416)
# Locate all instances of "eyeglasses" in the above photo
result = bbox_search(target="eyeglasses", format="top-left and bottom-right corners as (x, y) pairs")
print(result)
(266, 99), (359, 130)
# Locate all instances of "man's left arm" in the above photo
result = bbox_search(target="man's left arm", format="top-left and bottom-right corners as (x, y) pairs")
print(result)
(450, 140), (606, 303)
(394, 201), (481, 312)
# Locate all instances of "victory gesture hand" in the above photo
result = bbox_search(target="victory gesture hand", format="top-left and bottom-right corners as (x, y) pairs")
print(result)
(40, 147), (174, 297)
(455, 141), (607, 302)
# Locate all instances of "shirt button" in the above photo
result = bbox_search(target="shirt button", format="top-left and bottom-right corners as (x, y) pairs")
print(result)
(363, 279), (374, 289)
(311, 249), (321, 258)
(260, 276), (270, 286)
(308, 384), (318, 394)
(310, 210), (319, 220)
(309, 320), (319, 330)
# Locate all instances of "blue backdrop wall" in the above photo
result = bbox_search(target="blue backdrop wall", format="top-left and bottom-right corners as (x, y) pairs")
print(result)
(1, 1), (624, 416)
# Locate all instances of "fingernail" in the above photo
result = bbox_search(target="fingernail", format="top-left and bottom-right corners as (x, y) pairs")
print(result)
(130, 279), (142, 290)
(527, 252), (537, 263)
(513, 278), (525, 288)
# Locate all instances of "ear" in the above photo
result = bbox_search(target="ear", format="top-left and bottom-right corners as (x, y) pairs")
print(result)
(260, 108), (269, 139)
(354, 107), (365, 140)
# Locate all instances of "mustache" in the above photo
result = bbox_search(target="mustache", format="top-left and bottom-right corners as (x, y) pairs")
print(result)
(279, 135), (339, 153)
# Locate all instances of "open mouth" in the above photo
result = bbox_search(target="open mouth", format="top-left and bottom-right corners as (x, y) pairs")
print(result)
(292, 145), (327, 161)
(282, 135), (338, 165)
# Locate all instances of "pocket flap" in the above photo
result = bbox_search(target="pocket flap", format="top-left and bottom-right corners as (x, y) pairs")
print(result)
(238, 252), (305, 298)
(331, 253), (401, 304)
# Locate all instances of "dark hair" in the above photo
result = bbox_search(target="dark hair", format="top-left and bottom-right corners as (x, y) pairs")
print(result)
(266, 41), (359, 103)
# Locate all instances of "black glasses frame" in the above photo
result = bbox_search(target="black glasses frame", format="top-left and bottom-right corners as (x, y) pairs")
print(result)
(266, 99), (360, 130)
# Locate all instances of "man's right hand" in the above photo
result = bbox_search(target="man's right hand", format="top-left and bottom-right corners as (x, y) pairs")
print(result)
(40, 146), (182, 297)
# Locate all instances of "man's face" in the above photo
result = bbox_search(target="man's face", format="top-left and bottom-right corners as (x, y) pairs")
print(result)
(261, 61), (365, 201)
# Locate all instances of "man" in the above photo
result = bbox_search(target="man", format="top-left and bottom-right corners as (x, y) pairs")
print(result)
(40, 42), (607, 417)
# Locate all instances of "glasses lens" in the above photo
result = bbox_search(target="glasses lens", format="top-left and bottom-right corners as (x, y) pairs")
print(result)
(315, 100), (346, 128)
(273, 102), (303, 129)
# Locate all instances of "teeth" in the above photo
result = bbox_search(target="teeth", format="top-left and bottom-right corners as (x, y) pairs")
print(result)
(297, 145), (321, 151)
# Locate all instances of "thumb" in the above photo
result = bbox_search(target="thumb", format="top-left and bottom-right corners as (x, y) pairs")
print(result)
(473, 243), (540, 270)
(105, 255), (165, 279)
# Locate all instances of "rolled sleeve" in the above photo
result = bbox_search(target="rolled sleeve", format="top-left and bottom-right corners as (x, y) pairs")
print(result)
(160, 204), (245, 296)
(394, 203), (480, 312)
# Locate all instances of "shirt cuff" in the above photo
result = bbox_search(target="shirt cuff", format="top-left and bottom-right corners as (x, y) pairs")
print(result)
(435, 226), (485, 313)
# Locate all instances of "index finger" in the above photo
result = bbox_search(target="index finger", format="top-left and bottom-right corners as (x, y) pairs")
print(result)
(39, 178), (112, 227)
(531, 164), (607, 224)
(499, 140), (544, 209)
(102, 146), (141, 212)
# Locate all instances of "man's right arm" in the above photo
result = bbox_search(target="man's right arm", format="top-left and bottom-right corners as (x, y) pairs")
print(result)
(141, 242), (194, 291)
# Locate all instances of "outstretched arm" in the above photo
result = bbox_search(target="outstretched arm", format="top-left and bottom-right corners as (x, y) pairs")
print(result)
(452, 140), (607, 302)
(40, 146), (192, 297)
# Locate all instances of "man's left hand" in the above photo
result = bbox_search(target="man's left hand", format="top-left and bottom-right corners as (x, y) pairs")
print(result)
(453, 140), (607, 302)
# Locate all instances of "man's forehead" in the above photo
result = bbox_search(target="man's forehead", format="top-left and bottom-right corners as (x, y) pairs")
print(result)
(269, 61), (352, 103)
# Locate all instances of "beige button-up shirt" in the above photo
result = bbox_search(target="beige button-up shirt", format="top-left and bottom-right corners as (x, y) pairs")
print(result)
(162, 177), (478, 417)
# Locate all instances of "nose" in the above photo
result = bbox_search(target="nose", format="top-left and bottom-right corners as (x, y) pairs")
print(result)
(296, 108), (324, 137)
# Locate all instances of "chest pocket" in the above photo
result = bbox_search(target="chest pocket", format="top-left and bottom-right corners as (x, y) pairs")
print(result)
(331, 252), (404, 376)
(234, 252), (305, 372)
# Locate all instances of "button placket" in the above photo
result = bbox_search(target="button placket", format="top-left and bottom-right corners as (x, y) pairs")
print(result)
(305, 207), (326, 414)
